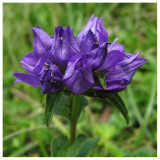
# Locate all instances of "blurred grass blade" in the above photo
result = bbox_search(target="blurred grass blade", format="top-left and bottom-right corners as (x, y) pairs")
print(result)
(144, 74), (157, 122)
(127, 85), (143, 124)
(9, 142), (38, 157)
(107, 93), (129, 124)
(127, 85), (153, 142)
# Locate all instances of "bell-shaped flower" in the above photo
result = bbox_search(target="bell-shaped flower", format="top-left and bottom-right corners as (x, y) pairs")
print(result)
(78, 14), (108, 45)
(51, 25), (80, 67)
(63, 54), (94, 95)
(94, 51), (147, 93)
(32, 26), (54, 58)
(33, 58), (63, 94)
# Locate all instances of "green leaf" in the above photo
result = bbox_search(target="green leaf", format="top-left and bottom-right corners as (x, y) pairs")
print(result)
(55, 95), (88, 120)
(45, 93), (62, 127)
(66, 135), (99, 157)
(80, 95), (88, 110)
(107, 93), (129, 124)
(97, 70), (107, 90)
(55, 95), (71, 120)
(51, 135), (69, 157)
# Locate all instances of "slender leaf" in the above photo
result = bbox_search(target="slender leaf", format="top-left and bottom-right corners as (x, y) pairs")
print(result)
(80, 95), (88, 110)
(55, 95), (88, 120)
(55, 95), (71, 120)
(45, 93), (62, 127)
(107, 93), (129, 124)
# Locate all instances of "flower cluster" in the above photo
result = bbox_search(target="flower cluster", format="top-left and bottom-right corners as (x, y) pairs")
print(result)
(13, 14), (147, 95)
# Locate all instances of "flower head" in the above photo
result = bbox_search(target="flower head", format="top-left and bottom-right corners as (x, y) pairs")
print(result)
(13, 15), (147, 96)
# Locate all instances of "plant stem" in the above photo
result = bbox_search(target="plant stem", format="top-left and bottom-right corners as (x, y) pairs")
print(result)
(70, 95), (81, 145)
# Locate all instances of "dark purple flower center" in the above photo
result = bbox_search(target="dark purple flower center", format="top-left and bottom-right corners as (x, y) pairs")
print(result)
(75, 61), (84, 69)
(37, 59), (63, 94)
(39, 59), (59, 84)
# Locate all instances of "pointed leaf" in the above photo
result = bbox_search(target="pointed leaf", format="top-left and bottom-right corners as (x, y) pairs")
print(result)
(107, 93), (129, 124)
(80, 95), (88, 110)
(55, 95), (72, 120)
(55, 95), (88, 120)
(66, 134), (99, 157)
(51, 135), (69, 157)
(45, 93), (62, 127)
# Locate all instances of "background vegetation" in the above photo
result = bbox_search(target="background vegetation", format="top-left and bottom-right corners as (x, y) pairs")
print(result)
(3, 3), (157, 157)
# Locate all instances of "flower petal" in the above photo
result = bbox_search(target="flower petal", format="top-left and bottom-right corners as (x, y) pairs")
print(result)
(63, 54), (94, 95)
(78, 14), (108, 45)
(81, 30), (99, 53)
(63, 54), (82, 80)
(87, 42), (108, 70)
(41, 81), (63, 94)
(13, 72), (41, 87)
(32, 26), (54, 57)
(33, 58), (46, 76)
(99, 50), (126, 70)
(20, 51), (38, 73)
(94, 78), (128, 93)
(64, 68), (94, 95)
(51, 26), (80, 66)
(118, 52), (141, 66)
(107, 53), (147, 83)
(108, 38), (124, 52)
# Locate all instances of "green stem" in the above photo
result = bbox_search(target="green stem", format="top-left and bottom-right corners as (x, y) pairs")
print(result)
(70, 95), (81, 145)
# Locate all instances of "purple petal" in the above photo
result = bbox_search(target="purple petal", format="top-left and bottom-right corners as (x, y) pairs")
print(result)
(20, 51), (38, 73)
(51, 26), (80, 66)
(81, 30), (99, 53)
(108, 38), (124, 52)
(13, 72), (41, 87)
(78, 14), (108, 45)
(64, 67), (94, 95)
(87, 42), (108, 70)
(94, 78), (128, 93)
(124, 53), (133, 57)
(14, 79), (22, 85)
(63, 54), (94, 95)
(78, 14), (95, 42)
(63, 55), (82, 80)
(99, 50), (126, 70)
(118, 52), (141, 66)
(32, 26), (54, 57)
(107, 53), (147, 83)
(41, 81), (63, 94)
(33, 58), (46, 76)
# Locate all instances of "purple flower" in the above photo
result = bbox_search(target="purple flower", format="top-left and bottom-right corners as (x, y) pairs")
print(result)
(94, 49), (147, 93)
(78, 14), (108, 45)
(13, 26), (64, 94)
(50, 26), (80, 67)
(32, 26), (54, 58)
(62, 30), (109, 94)
(33, 58), (63, 94)
(13, 14), (147, 96)
(63, 54), (94, 95)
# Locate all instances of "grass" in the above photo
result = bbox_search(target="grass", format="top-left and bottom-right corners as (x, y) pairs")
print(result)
(3, 3), (157, 157)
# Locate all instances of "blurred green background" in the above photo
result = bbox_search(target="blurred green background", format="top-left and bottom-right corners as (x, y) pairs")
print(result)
(3, 3), (157, 157)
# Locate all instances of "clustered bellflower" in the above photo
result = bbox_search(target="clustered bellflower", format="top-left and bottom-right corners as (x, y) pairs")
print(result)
(13, 14), (147, 95)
